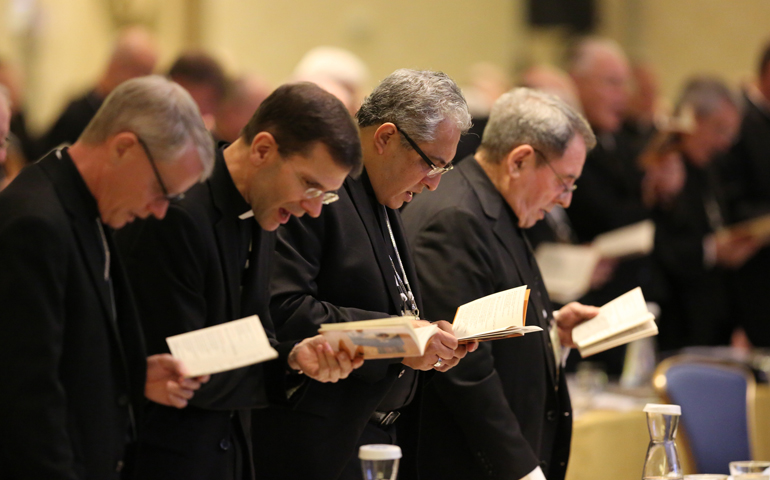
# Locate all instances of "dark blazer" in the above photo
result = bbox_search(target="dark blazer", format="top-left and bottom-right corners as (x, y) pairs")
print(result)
(0, 149), (147, 480)
(402, 158), (571, 480)
(718, 93), (770, 346)
(653, 160), (736, 349)
(564, 133), (669, 324)
(40, 90), (104, 154)
(117, 149), (293, 480)
(252, 171), (421, 480)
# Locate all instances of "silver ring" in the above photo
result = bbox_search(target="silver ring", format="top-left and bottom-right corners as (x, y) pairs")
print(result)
(433, 358), (443, 368)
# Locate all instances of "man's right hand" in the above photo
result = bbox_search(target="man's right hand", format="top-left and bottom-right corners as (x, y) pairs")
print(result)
(288, 335), (364, 383)
(402, 320), (468, 372)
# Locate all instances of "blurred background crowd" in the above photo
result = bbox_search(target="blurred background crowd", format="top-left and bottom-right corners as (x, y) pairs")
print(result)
(1, 0), (770, 377)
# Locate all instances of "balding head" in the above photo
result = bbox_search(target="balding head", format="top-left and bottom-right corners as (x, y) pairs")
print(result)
(567, 37), (630, 134)
(520, 64), (582, 112)
(98, 26), (158, 96)
(214, 74), (272, 143)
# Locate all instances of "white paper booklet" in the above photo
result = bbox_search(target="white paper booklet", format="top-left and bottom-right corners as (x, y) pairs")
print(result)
(571, 287), (658, 358)
(535, 220), (656, 304)
(166, 315), (278, 377)
(592, 220), (655, 259)
(535, 244), (600, 304)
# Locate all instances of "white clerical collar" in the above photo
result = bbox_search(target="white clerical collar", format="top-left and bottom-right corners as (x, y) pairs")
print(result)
(238, 210), (254, 220)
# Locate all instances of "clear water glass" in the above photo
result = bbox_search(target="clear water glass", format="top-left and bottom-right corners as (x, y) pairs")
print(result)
(729, 461), (770, 479)
(642, 403), (683, 480)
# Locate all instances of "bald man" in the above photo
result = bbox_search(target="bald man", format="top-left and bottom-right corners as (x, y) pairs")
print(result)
(213, 74), (271, 143)
(39, 26), (158, 155)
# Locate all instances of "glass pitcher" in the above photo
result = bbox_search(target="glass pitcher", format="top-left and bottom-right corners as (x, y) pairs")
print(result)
(642, 403), (683, 480)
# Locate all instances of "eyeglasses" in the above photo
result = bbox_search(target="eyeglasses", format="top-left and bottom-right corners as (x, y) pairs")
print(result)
(533, 148), (577, 196)
(395, 125), (453, 178)
(303, 187), (339, 205)
(136, 136), (185, 201)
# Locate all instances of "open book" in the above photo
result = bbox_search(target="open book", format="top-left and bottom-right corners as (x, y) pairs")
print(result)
(166, 315), (279, 377)
(571, 287), (658, 358)
(536, 220), (655, 304)
(319, 286), (541, 359)
(452, 285), (541, 343)
(716, 213), (770, 245)
(319, 317), (439, 359)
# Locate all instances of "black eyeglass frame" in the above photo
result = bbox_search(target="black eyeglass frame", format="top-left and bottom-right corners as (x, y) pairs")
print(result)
(395, 125), (453, 178)
(136, 136), (185, 201)
(533, 147), (577, 196)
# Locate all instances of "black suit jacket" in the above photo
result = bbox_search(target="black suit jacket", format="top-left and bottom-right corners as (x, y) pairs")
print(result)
(0, 149), (147, 480)
(402, 158), (571, 480)
(719, 92), (770, 346)
(117, 148), (293, 480)
(653, 160), (736, 349)
(252, 171), (420, 480)
(41, 90), (104, 154)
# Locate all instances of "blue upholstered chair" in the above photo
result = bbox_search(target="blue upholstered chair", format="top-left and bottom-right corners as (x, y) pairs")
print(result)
(653, 356), (757, 474)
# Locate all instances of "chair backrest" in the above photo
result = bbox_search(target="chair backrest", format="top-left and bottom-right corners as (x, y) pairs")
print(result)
(654, 356), (755, 474)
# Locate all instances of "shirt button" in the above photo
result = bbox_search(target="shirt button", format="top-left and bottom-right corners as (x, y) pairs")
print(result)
(115, 460), (124, 472)
(398, 369), (405, 378)
(220, 438), (231, 451)
(547, 410), (557, 421)
(542, 309), (547, 319)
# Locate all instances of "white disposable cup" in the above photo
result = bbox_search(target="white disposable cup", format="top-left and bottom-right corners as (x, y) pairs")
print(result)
(359, 444), (401, 480)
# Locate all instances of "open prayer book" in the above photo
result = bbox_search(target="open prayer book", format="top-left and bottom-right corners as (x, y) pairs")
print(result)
(319, 317), (440, 359)
(319, 286), (541, 359)
(166, 315), (278, 377)
(451, 285), (541, 343)
(716, 213), (770, 245)
(572, 287), (658, 358)
(536, 220), (656, 304)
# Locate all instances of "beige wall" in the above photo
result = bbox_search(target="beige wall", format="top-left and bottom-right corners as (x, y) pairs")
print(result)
(1, 0), (769, 135)
(631, 0), (770, 100)
(201, 0), (521, 91)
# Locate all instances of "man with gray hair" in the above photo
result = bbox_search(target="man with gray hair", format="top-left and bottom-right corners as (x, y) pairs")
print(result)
(402, 88), (600, 480)
(0, 75), (211, 479)
(253, 69), (476, 480)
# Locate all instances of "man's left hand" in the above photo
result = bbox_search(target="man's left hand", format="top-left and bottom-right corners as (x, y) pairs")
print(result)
(554, 302), (600, 348)
(145, 354), (210, 408)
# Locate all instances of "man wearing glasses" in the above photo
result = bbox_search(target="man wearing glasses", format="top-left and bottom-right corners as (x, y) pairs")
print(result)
(252, 69), (475, 480)
(116, 82), (364, 480)
(402, 88), (600, 480)
(0, 76), (213, 480)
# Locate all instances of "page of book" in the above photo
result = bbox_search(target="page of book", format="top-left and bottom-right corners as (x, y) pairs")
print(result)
(592, 220), (655, 259)
(572, 287), (654, 348)
(166, 315), (278, 377)
(535, 243), (600, 304)
(452, 286), (529, 339)
(579, 319), (658, 357)
(318, 316), (418, 331)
